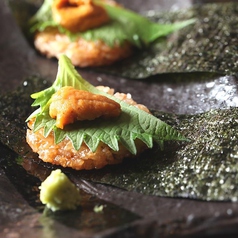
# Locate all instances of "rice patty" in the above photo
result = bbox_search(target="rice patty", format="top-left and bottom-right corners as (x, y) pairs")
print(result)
(26, 86), (150, 170)
(34, 0), (133, 67)
(34, 28), (132, 67)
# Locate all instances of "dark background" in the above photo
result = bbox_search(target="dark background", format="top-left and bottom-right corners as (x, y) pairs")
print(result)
(1, 0), (238, 237)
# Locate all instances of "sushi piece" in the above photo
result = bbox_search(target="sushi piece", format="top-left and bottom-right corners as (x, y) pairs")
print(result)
(30, 0), (194, 67)
(26, 55), (186, 170)
(26, 86), (149, 170)
(31, 0), (132, 67)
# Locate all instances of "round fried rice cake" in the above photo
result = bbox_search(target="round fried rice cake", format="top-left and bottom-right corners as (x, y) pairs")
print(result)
(33, 0), (133, 67)
(26, 87), (150, 170)
(34, 28), (133, 67)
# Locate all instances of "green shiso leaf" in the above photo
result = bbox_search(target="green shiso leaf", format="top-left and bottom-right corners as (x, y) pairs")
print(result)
(95, 1), (195, 47)
(27, 55), (187, 153)
(29, 0), (194, 48)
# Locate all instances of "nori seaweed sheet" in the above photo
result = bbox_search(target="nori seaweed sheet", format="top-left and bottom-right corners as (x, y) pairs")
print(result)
(1, 76), (238, 202)
(95, 3), (238, 79)
(76, 108), (238, 202)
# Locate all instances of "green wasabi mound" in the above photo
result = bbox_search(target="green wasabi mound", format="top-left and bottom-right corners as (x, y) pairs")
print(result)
(39, 169), (81, 211)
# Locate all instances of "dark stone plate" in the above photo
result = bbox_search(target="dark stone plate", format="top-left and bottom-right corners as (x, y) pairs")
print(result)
(1, 0), (238, 237)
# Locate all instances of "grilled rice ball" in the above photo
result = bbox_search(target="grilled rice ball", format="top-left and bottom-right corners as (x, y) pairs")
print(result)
(26, 86), (150, 170)
(33, 0), (133, 67)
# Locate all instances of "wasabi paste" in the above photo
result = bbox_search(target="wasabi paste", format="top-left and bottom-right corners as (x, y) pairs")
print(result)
(39, 169), (80, 211)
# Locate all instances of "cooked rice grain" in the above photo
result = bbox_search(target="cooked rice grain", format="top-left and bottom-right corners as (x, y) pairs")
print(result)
(26, 87), (149, 170)
(34, 28), (132, 67)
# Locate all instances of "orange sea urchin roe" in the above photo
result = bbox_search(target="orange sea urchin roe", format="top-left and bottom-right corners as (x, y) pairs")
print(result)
(52, 0), (110, 32)
(49, 86), (121, 129)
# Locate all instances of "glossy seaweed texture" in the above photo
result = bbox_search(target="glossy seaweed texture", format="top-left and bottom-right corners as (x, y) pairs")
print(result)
(99, 2), (238, 78)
